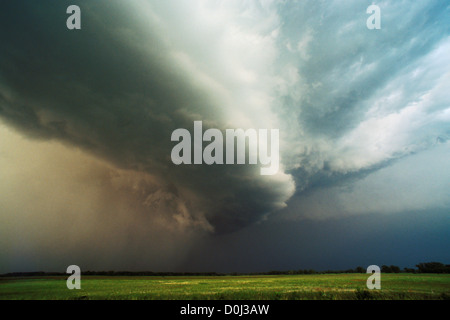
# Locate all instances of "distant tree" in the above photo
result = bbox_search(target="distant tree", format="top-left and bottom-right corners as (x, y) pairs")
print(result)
(416, 262), (450, 274)
(381, 265), (392, 273)
(389, 265), (401, 273)
(404, 267), (416, 274)
(355, 266), (365, 273)
(268, 270), (283, 275)
(304, 269), (316, 275)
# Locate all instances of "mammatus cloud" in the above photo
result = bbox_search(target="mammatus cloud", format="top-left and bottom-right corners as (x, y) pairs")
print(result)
(0, 0), (449, 266)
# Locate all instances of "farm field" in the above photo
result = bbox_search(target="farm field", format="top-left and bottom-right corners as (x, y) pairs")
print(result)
(0, 274), (449, 300)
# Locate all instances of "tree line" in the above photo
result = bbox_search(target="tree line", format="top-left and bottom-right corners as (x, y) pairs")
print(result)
(1, 262), (449, 277)
(269, 262), (450, 275)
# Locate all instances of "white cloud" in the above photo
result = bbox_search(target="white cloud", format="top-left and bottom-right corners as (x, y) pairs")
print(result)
(281, 141), (450, 221)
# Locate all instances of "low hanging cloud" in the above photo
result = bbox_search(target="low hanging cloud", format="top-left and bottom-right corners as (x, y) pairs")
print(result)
(279, 141), (450, 221)
(0, 0), (449, 247)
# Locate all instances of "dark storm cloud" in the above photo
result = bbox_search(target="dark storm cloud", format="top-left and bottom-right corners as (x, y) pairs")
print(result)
(0, 0), (449, 234)
(0, 0), (294, 234)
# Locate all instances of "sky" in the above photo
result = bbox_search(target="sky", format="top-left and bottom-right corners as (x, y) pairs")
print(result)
(0, 0), (449, 273)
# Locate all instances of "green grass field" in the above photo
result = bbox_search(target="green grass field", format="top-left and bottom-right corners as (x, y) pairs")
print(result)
(1, 274), (449, 300)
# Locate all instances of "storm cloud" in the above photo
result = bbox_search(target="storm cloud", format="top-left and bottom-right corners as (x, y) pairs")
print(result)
(0, 1), (449, 272)
(0, 0), (295, 235)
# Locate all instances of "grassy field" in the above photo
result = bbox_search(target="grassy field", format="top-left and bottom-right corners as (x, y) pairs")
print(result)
(0, 274), (449, 300)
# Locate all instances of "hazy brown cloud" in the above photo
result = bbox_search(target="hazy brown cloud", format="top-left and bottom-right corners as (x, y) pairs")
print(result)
(0, 123), (210, 271)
